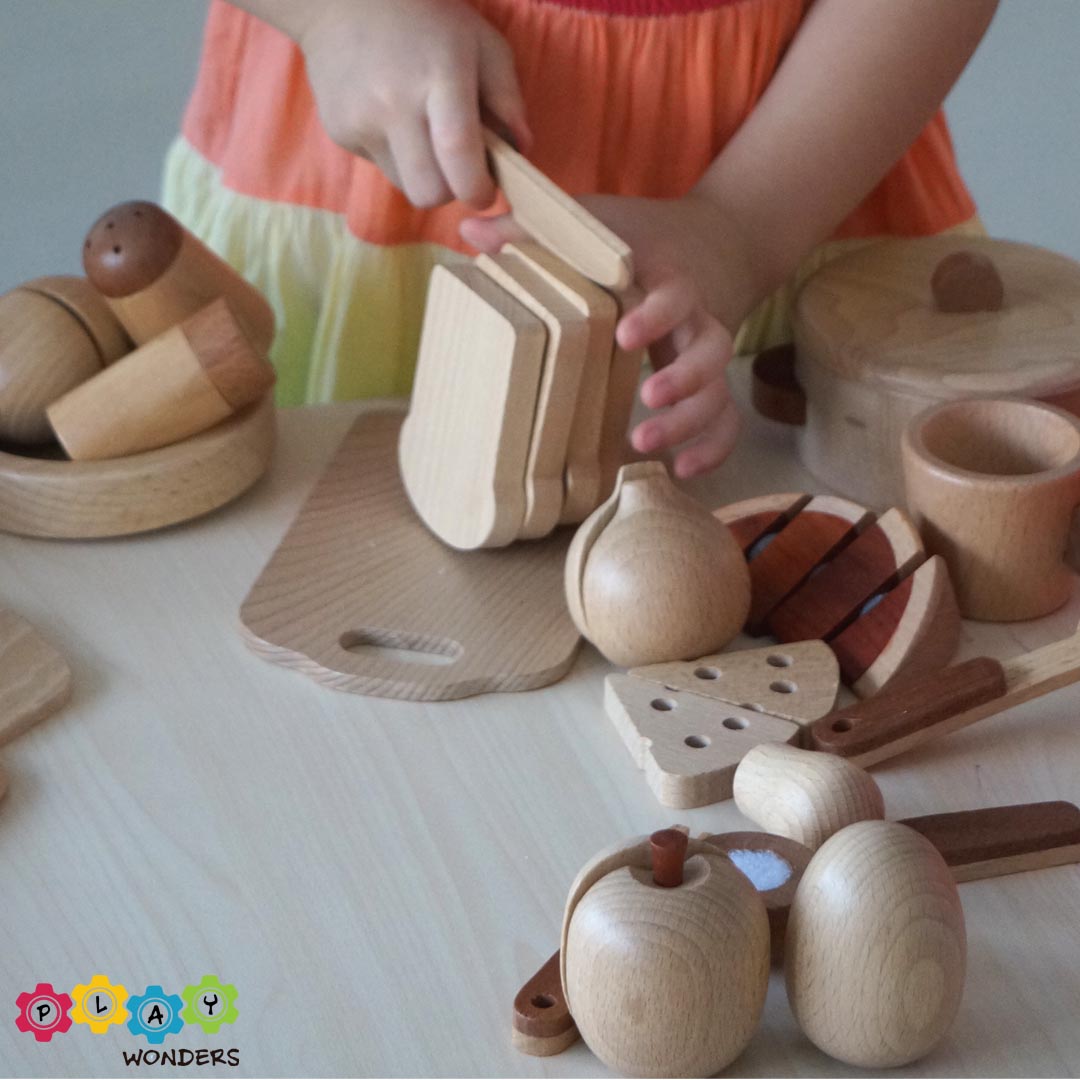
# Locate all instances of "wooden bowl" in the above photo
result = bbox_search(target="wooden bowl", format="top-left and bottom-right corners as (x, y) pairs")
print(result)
(0, 396), (275, 539)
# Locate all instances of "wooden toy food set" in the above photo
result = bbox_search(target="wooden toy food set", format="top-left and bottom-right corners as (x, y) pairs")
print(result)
(754, 235), (1080, 507)
(398, 132), (642, 550)
(0, 201), (276, 538)
(513, 759), (1080, 1076)
(241, 134), (654, 699)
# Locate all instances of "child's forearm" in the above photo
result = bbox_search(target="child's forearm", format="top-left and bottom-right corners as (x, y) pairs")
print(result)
(695, 0), (998, 307)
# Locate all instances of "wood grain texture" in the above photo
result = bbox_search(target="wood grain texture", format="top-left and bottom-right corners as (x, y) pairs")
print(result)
(793, 236), (1080, 506)
(5, 389), (1080, 1077)
(767, 507), (924, 643)
(242, 410), (581, 701)
(503, 243), (618, 526)
(596, 286), (645, 503)
(0, 396), (275, 539)
(563, 838), (769, 1077)
(0, 609), (72, 745)
(700, 831), (813, 964)
(475, 252), (588, 540)
(900, 802), (1080, 883)
(713, 493), (810, 555)
(604, 674), (801, 809)
(751, 344), (805, 426)
(399, 264), (546, 549)
(745, 496), (873, 633)
(47, 299), (274, 461)
(903, 396), (1080, 621)
(84, 202), (276, 355)
(733, 743), (885, 850)
(512, 951), (578, 1057)
(0, 286), (104, 444)
(628, 640), (840, 725)
(837, 554), (961, 698)
(22, 275), (130, 364)
(568, 462), (750, 667)
(810, 656), (1008, 761)
(786, 821), (966, 1069)
(484, 130), (633, 290)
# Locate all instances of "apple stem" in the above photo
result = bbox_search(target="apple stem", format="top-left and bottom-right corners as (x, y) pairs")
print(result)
(651, 829), (689, 887)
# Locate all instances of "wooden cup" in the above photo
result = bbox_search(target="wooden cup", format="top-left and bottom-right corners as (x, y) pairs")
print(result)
(903, 397), (1080, 621)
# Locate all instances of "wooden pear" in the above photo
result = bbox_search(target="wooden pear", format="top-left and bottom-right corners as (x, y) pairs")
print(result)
(733, 742), (885, 850)
(565, 462), (751, 667)
(786, 820), (967, 1068)
(563, 830), (770, 1077)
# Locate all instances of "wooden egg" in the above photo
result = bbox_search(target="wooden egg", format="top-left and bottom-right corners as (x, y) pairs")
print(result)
(0, 277), (130, 445)
(733, 742), (885, 850)
(786, 820), (967, 1068)
(565, 461), (751, 668)
(563, 830), (770, 1077)
(83, 200), (276, 355)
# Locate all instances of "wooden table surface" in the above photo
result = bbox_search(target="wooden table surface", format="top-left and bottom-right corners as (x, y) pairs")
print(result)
(1, 374), (1079, 1078)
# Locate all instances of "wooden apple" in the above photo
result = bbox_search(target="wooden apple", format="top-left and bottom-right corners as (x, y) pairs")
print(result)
(561, 830), (770, 1077)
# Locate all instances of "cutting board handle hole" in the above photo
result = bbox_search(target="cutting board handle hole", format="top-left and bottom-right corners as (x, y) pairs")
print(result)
(338, 630), (462, 667)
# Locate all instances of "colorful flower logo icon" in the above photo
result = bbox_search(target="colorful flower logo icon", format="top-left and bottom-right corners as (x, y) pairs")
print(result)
(70, 974), (129, 1034)
(125, 985), (185, 1045)
(180, 975), (238, 1034)
(15, 983), (73, 1042)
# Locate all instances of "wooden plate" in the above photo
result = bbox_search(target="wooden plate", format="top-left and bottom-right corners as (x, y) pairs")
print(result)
(0, 396), (275, 539)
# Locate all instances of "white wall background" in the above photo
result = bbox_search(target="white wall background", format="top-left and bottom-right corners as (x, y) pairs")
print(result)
(0, 0), (1078, 294)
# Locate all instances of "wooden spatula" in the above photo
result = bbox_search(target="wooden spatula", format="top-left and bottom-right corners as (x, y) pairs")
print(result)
(0, 607), (71, 745)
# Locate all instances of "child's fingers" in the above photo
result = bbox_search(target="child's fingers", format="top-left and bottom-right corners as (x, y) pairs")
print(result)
(672, 399), (742, 479)
(640, 320), (732, 410)
(617, 277), (697, 352)
(387, 121), (453, 209)
(631, 375), (730, 454)
(477, 30), (533, 151)
(427, 80), (496, 209)
(458, 212), (529, 253)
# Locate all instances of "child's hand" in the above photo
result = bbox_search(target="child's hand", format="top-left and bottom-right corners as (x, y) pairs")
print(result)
(297, 0), (531, 209)
(461, 194), (764, 478)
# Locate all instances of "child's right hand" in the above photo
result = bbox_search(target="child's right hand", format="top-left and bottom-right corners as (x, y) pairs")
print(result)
(297, 0), (531, 209)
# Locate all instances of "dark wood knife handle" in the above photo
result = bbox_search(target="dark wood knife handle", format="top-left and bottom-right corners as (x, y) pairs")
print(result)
(807, 656), (1007, 757)
(901, 801), (1080, 882)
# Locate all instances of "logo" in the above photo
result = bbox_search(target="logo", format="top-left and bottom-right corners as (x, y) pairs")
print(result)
(181, 976), (239, 1035)
(70, 975), (129, 1034)
(15, 974), (238, 1052)
(15, 984), (73, 1043)
(126, 986), (185, 1045)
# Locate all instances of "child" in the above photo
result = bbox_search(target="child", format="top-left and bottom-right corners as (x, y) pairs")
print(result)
(164, 0), (997, 477)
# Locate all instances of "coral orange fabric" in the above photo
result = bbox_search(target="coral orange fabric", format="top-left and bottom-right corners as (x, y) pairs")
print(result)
(181, 0), (976, 251)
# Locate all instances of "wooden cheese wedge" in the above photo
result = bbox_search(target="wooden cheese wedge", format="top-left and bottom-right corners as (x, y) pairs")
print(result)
(604, 674), (801, 809)
(399, 265), (546, 550)
(628, 640), (840, 726)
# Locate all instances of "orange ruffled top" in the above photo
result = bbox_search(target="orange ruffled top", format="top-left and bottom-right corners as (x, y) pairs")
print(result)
(165, 0), (980, 405)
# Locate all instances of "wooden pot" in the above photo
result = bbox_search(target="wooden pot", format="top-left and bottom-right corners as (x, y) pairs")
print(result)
(758, 236), (1080, 507)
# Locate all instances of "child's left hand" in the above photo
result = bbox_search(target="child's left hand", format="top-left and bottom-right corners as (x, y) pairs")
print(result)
(461, 193), (766, 478)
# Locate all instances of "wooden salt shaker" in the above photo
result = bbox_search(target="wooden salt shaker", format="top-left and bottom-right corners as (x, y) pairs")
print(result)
(47, 299), (275, 461)
(83, 201), (276, 355)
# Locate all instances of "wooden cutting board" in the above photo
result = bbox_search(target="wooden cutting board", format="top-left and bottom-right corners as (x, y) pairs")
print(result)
(240, 410), (581, 701)
(0, 608), (72, 744)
